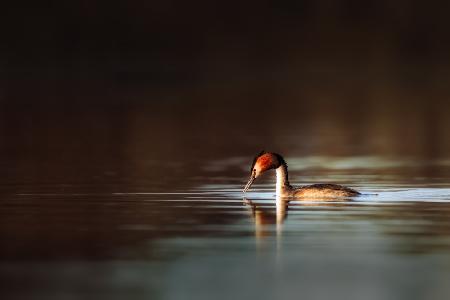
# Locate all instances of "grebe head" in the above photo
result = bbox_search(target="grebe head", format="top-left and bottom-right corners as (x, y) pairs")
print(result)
(243, 151), (285, 193)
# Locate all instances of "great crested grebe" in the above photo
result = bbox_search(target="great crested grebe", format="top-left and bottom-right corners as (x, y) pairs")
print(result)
(243, 151), (360, 198)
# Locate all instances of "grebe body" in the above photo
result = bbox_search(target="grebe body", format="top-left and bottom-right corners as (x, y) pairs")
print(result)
(243, 152), (360, 198)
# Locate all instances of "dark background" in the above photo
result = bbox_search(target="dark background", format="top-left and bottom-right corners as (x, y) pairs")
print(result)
(1, 4), (450, 299)
(1, 0), (450, 166)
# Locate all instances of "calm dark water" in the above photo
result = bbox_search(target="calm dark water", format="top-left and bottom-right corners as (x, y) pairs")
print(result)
(1, 89), (450, 300)
(1, 148), (450, 299)
(4, 1), (450, 297)
(3, 2), (450, 297)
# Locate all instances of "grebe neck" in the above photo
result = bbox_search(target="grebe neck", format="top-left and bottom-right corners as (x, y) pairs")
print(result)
(275, 163), (292, 197)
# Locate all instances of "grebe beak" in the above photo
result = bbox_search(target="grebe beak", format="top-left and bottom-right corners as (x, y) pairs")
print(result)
(243, 174), (255, 193)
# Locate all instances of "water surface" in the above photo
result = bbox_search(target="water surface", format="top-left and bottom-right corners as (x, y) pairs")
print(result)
(1, 154), (450, 300)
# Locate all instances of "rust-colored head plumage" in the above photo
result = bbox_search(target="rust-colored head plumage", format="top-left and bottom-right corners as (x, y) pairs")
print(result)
(250, 150), (266, 173)
(251, 151), (285, 177)
(244, 151), (286, 193)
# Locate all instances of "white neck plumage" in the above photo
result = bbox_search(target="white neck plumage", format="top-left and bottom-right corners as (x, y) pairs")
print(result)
(275, 164), (291, 197)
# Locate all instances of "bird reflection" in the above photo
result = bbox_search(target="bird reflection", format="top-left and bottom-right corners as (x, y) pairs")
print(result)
(244, 195), (450, 256)
(243, 196), (353, 265)
(243, 196), (288, 246)
(243, 196), (350, 248)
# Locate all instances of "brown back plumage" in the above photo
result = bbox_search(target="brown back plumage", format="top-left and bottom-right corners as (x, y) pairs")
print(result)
(294, 183), (360, 197)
